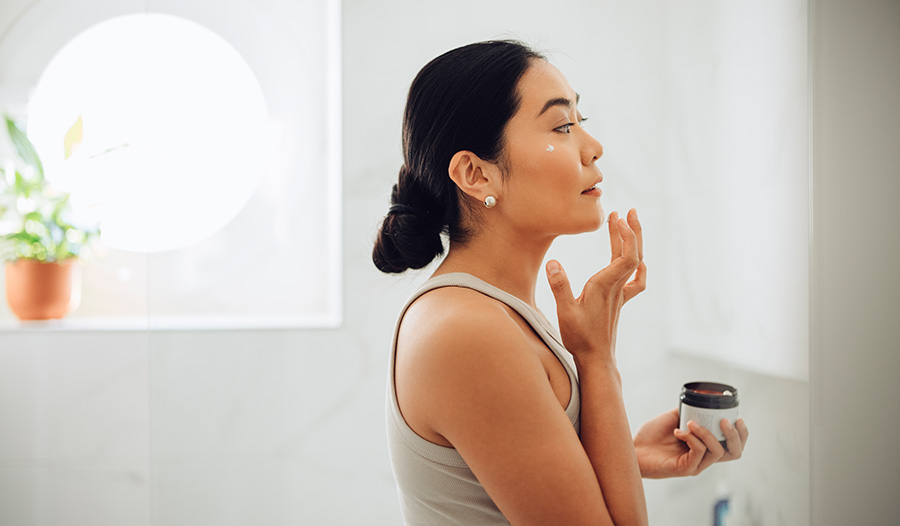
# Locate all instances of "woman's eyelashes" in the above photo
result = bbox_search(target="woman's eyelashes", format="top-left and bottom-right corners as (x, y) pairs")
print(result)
(553, 116), (589, 134)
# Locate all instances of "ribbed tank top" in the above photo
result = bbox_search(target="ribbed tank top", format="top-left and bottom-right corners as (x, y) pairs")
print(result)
(386, 272), (581, 525)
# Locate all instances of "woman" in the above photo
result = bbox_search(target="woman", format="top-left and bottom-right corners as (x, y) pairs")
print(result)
(373, 40), (749, 526)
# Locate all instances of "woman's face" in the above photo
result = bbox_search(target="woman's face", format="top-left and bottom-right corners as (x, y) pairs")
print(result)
(496, 59), (605, 238)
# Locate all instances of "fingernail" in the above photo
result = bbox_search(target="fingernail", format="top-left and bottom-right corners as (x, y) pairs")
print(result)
(547, 260), (560, 277)
(725, 420), (734, 430)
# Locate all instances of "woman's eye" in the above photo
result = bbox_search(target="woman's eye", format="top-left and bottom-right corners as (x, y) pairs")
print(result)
(555, 123), (574, 134)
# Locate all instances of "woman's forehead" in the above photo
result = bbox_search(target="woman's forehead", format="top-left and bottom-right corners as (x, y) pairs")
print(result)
(517, 61), (577, 113)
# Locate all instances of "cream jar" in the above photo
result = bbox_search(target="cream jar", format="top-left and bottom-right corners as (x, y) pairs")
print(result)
(678, 382), (739, 444)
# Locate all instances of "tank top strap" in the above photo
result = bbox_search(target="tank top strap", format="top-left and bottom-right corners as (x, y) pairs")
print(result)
(395, 272), (580, 424)
(408, 272), (563, 345)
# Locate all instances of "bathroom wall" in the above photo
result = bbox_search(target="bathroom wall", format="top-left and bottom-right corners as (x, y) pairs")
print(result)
(810, 0), (900, 524)
(1, 0), (813, 524)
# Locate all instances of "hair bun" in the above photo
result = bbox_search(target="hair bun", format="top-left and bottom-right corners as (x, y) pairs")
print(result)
(373, 208), (444, 274)
(388, 203), (417, 216)
(372, 175), (445, 273)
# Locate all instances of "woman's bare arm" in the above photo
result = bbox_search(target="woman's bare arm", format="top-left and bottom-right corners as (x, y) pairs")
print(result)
(396, 290), (622, 525)
(544, 209), (649, 526)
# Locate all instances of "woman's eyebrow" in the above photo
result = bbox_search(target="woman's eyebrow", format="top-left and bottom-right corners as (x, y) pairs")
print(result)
(536, 92), (581, 118)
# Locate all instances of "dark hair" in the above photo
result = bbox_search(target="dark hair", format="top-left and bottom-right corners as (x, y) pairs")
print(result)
(372, 40), (545, 274)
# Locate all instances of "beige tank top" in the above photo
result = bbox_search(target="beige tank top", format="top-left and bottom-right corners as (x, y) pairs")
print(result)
(386, 272), (581, 525)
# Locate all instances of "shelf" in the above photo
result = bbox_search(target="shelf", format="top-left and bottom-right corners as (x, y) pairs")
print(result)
(0, 314), (341, 332)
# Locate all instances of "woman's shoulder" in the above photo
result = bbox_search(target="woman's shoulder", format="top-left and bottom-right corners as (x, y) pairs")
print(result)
(394, 283), (556, 447)
(400, 284), (516, 343)
(395, 280), (555, 412)
(397, 283), (541, 377)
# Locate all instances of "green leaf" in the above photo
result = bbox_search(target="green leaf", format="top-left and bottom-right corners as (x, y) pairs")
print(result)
(14, 171), (27, 195)
(4, 231), (41, 244)
(51, 193), (70, 222)
(4, 115), (44, 179)
(64, 115), (83, 160)
(24, 211), (43, 222)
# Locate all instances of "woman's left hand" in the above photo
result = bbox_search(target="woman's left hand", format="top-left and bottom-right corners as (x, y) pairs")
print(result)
(633, 408), (750, 479)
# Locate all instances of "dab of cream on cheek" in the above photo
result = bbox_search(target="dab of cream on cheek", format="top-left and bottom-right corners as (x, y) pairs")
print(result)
(546, 144), (554, 152)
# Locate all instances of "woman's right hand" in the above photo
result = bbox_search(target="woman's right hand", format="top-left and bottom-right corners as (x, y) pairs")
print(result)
(545, 208), (647, 364)
(634, 408), (750, 479)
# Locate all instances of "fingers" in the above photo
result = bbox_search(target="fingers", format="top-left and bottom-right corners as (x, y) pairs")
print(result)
(609, 209), (643, 261)
(720, 419), (744, 460)
(675, 419), (750, 476)
(687, 421), (726, 473)
(734, 418), (750, 446)
(587, 213), (642, 298)
(736, 419), (750, 448)
(623, 261), (647, 303)
(612, 217), (640, 285)
(608, 211), (621, 264)
(546, 260), (575, 313)
(673, 427), (708, 474)
(626, 208), (643, 262)
(609, 209), (646, 303)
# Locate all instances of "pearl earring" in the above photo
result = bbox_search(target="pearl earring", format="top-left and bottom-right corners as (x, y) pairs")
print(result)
(483, 195), (497, 208)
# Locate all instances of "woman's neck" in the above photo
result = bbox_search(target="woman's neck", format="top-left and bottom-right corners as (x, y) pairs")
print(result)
(433, 226), (555, 309)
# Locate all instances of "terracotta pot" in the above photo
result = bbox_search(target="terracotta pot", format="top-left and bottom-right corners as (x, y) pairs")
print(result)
(5, 259), (78, 320)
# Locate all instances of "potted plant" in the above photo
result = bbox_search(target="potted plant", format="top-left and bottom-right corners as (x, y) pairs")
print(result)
(1, 114), (99, 320)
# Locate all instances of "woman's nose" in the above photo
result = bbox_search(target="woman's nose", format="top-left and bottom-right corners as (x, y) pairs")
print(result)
(581, 131), (603, 165)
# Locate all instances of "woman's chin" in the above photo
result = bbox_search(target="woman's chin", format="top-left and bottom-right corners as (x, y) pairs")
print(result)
(573, 214), (605, 234)
(587, 205), (605, 231)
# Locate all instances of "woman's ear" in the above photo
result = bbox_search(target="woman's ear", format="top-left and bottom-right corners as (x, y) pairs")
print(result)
(448, 150), (501, 204)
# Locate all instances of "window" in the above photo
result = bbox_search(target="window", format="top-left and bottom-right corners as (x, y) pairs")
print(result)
(28, 14), (270, 253)
(0, 1), (342, 329)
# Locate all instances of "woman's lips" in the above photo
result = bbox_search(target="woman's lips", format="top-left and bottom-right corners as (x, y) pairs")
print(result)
(581, 184), (602, 196)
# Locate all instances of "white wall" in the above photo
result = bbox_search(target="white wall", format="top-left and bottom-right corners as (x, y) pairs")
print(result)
(0, 0), (815, 524)
(810, 0), (900, 524)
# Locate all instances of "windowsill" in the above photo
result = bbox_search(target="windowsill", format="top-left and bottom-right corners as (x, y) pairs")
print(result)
(0, 314), (341, 332)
